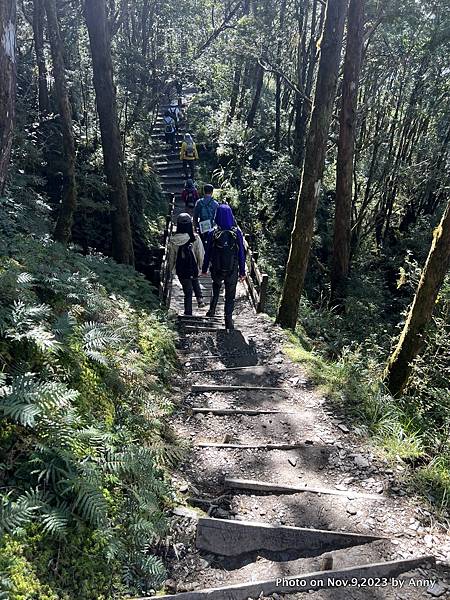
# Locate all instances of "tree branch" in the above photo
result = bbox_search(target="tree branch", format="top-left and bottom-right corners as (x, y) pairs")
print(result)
(258, 58), (312, 104)
(195, 0), (244, 59)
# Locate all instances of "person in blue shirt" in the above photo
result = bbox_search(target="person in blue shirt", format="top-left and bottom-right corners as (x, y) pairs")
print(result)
(193, 184), (219, 246)
(201, 204), (246, 331)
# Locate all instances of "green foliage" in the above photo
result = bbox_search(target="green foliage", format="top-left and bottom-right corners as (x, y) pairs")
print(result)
(0, 232), (180, 597)
(285, 278), (450, 511)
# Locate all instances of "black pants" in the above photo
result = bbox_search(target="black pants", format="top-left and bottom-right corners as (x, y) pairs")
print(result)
(210, 267), (238, 317)
(183, 160), (195, 179)
(179, 277), (202, 315)
(165, 131), (175, 148)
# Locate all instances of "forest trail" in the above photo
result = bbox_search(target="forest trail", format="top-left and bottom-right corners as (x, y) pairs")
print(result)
(142, 100), (450, 599)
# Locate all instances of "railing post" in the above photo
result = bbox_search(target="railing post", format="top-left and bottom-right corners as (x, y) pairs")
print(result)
(256, 273), (268, 313)
(159, 193), (175, 306)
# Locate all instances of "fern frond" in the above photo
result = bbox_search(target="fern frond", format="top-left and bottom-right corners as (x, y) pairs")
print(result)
(0, 375), (78, 427)
(40, 505), (70, 536)
(65, 477), (109, 527)
(0, 489), (48, 534)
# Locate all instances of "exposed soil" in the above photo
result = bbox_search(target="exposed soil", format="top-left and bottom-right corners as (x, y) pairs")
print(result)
(163, 290), (450, 599)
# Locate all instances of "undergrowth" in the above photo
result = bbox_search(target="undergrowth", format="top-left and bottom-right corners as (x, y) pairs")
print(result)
(0, 201), (182, 598)
(284, 280), (450, 513)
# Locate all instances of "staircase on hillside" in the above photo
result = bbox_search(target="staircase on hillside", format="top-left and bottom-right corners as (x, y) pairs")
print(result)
(145, 90), (439, 600)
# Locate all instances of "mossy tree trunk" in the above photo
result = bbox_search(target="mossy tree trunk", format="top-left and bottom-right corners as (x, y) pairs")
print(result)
(276, 0), (349, 330)
(84, 0), (134, 265)
(331, 0), (365, 305)
(384, 200), (450, 397)
(0, 0), (16, 195)
(44, 0), (77, 245)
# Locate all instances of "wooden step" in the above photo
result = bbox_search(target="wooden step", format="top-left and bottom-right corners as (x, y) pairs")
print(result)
(190, 365), (263, 374)
(179, 354), (255, 361)
(177, 315), (223, 323)
(183, 326), (225, 332)
(191, 384), (285, 393)
(196, 442), (308, 450)
(224, 477), (386, 501)
(143, 556), (435, 600)
(192, 407), (297, 416)
(196, 517), (385, 557)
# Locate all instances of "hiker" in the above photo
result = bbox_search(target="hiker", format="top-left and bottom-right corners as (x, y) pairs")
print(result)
(180, 133), (198, 179)
(181, 179), (199, 210)
(168, 104), (182, 131)
(193, 184), (219, 245)
(168, 213), (205, 315)
(163, 110), (176, 150)
(201, 204), (246, 331)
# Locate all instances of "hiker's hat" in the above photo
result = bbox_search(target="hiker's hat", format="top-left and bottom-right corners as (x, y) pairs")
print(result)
(177, 212), (192, 224)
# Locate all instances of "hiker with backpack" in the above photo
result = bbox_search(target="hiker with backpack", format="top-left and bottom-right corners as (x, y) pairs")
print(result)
(168, 213), (205, 315)
(193, 184), (219, 245)
(163, 110), (176, 150)
(180, 133), (198, 179)
(181, 179), (199, 210)
(201, 204), (246, 331)
(168, 104), (182, 131)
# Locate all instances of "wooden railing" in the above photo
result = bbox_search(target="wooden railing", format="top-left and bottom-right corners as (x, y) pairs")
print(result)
(243, 237), (269, 313)
(159, 193), (176, 306)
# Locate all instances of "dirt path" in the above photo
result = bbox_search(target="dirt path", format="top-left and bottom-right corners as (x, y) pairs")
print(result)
(149, 96), (450, 600)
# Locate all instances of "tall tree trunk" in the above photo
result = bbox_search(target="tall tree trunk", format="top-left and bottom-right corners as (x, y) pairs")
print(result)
(84, 0), (134, 265)
(0, 0), (16, 195)
(384, 200), (450, 397)
(293, 0), (319, 168)
(44, 0), (77, 245)
(227, 55), (243, 124)
(276, 0), (349, 330)
(246, 63), (264, 128)
(274, 0), (287, 150)
(330, 0), (365, 305)
(33, 0), (49, 114)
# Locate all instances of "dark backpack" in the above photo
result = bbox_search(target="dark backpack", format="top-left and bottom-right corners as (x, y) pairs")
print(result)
(185, 189), (196, 208)
(185, 142), (195, 158)
(164, 117), (174, 133)
(211, 228), (238, 273)
(176, 241), (198, 278)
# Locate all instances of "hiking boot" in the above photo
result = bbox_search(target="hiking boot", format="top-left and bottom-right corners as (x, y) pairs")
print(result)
(206, 297), (218, 317)
(225, 316), (234, 331)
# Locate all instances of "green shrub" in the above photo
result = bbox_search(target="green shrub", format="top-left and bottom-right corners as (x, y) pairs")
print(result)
(0, 233), (181, 597)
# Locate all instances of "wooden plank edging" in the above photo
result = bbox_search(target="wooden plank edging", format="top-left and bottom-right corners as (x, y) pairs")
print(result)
(196, 517), (385, 557)
(225, 477), (386, 501)
(196, 442), (311, 450)
(142, 556), (435, 600)
(191, 384), (286, 393)
(192, 407), (299, 416)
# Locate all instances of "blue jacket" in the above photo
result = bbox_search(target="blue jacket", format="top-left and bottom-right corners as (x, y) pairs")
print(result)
(193, 195), (219, 230)
(202, 204), (246, 276)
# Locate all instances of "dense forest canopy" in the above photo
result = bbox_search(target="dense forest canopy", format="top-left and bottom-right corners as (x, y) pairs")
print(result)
(0, 0), (449, 597)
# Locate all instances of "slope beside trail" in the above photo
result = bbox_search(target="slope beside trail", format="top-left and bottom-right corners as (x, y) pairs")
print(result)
(146, 95), (450, 600)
